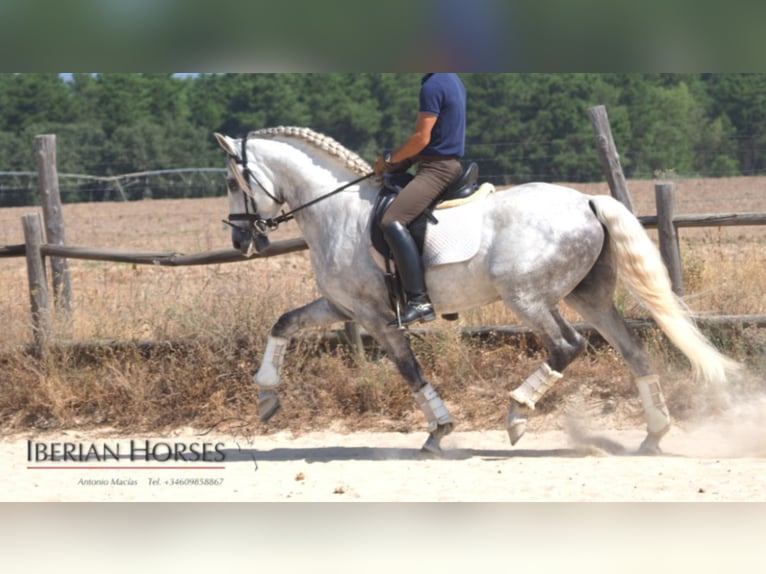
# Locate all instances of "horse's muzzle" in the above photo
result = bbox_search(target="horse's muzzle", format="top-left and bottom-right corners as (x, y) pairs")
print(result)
(232, 227), (270, 257)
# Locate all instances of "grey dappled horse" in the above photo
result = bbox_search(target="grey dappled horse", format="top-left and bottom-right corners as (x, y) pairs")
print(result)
(216, 126), (740, 455)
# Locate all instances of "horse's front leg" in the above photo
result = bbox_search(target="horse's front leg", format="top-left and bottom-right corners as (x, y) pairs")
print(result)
(255, 297), (349, 422)
(363, 320), (455, 455)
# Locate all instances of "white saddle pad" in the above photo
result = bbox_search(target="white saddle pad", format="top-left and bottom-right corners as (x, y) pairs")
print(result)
(423, 183), (494, 267)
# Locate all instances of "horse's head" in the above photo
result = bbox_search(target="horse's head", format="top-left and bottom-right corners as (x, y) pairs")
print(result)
(215, 132), (284, 257)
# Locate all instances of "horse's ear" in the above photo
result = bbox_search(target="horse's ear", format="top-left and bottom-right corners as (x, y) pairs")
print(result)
(214, 133), (237, 156)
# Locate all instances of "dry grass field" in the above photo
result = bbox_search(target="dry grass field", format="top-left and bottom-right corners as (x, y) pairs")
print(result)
(1, 176), (765, 436)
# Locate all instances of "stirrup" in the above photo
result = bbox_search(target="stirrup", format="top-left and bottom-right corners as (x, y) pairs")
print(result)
(388, 300), (436, 328)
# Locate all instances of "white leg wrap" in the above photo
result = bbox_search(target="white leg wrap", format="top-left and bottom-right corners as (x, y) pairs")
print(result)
(510, 363), (563, 410)
(254, 336), (288, 389)
(413, 383), (454, 432)
(636, 374), (670, 435)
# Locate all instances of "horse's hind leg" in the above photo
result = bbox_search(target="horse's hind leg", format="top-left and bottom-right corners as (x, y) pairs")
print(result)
(565, 290), (670, 454)
(505, 305), (587, 445)
(255, 297), (350, 422)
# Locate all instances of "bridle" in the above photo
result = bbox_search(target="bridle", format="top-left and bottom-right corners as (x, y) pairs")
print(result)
(223, 136), (281, 234)
(223, 136), (374, 234)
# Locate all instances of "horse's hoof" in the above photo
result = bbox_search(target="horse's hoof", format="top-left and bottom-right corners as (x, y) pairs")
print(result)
(507, 419), (527, 446)
(637, 433), (665, 455)
(258, 390), (281, 423)
(421, 435), (443, 456)
(420, 422), (454, 456)
(506, 402), (529, 446)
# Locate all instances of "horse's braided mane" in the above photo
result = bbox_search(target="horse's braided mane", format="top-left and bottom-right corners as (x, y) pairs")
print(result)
(248, 126), (372, 176)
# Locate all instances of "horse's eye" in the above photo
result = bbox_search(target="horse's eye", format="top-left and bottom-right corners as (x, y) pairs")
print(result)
(226, 177), (239, 191)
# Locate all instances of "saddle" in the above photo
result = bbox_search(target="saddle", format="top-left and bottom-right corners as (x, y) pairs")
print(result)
(370, 162), (482, 321)
(370, 162), (480, 257)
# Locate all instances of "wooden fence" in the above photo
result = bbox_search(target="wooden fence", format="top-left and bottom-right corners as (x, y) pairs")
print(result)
(3, 109), (766, 357)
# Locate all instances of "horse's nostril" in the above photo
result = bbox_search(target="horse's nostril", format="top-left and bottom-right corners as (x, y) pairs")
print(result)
(255, 235), (270, 252)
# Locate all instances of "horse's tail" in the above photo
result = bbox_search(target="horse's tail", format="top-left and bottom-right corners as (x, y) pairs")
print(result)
(589, 194), (741, 387)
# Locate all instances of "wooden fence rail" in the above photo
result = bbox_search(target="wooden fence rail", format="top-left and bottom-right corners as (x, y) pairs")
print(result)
(39, 237), (309, 266)
(7, 196), (766, 357)
(638, 212), (766, 228)
(5, 211), (766, 263)
(0, 243), (25, 258)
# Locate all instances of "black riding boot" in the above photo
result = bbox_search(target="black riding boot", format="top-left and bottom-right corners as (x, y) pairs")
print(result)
(384, 221), (436, 326)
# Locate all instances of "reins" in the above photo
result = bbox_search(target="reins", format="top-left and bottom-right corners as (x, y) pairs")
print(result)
(269, 171), (375, 225)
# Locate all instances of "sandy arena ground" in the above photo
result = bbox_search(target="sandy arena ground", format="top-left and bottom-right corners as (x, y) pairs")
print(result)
(5, 406), (766, 502)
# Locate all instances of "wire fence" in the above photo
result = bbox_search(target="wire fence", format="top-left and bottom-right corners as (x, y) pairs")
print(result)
(4, 164), (766, 208)
(0, 168), (227, 207)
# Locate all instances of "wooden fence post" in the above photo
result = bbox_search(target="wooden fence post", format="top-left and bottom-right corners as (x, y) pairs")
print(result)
(587, 105), (636, 213)
(36, 134), (72, 315)
(22, 213), (52, 357)
(654, 182), (684, 296)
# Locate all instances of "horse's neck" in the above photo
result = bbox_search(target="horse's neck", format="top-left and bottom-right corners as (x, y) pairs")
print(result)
(260, 140), (352, 202)
(261, 140), (375, 243)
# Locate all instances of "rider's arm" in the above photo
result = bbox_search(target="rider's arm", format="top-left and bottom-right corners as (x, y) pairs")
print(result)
(390, 112), (438, 163)
(375, 112), (437, 174)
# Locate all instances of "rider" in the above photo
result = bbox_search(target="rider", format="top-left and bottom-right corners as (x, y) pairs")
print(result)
(374, 73), (467, 326)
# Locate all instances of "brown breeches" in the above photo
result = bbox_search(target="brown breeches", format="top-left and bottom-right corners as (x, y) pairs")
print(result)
(380, 157), (463, 229)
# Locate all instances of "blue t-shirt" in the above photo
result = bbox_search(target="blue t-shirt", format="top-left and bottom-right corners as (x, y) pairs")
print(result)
(419, 73), (466, 157)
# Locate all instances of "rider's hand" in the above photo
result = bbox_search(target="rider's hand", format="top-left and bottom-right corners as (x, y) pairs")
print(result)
(374, 155), (388, 176)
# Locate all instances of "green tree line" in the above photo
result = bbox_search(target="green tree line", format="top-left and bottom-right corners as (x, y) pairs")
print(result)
(1, 73), (765, 205)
